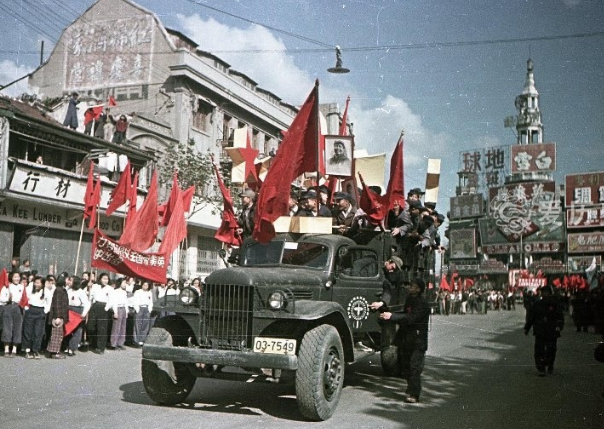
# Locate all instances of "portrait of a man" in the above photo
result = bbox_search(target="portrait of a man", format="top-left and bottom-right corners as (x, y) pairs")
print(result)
(325, 136), (353, 176)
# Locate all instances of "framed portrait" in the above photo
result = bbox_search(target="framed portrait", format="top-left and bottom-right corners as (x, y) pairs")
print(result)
(341, 177), (360, 206)
(324, 135), (353, 177)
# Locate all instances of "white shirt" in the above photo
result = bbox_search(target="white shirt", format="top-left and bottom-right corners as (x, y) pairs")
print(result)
(133, 289), (153, 313)
(44, 285), (55, 313)
(0, 283), (25, 305)
(90, 283), (113, 305)
(25, 284), (46, 308)
(68, 288), (91, 317)
(109, 288), (128, 313)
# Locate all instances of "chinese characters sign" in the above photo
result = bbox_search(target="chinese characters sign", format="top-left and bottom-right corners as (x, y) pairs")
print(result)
(64, 16), (154, 90)
(488, 181), (563, 242)
(449, 229), (477, 259)
(568, 232), (604, 254)
(458, 146), (510, 191)
(510, 143), (556, 173)
(92, 229), (167, 283)
(450, 194), (484, 219)
(565, 172), (604, 207)
(566, 204), (604, 229)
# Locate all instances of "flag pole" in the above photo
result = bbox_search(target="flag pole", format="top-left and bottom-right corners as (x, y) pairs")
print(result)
(74, 216), (85, 276)
(314, 79), (321, 199)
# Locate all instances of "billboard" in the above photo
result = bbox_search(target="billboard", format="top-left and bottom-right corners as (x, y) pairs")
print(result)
(565, 172), (604, 207)
(510, 143), (556, 173)
(568, 232), (604, 254)
(450, 194), (484, 219)
(567, 204), (604, 229)
(568, 256), (601, 273)
(449, 229), (477, 259)
(458, 145), (510, 191)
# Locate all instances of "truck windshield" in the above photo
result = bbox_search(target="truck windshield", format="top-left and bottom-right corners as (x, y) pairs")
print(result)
(242, 241), (329, 269)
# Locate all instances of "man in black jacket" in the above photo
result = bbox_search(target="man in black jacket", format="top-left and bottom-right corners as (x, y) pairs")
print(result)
(378, 278), (430, 403)
(524, 284), (564, 376)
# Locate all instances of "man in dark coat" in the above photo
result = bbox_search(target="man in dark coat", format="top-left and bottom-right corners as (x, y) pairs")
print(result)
(236, 189), (256, 240)
(524, 284), (564, 376)
(379, 278), (430, 403)
(46, 279), (69, 359)
(63, 92), (79, 130)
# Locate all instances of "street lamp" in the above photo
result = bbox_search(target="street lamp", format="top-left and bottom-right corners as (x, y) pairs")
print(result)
(327, 46), (350, 74)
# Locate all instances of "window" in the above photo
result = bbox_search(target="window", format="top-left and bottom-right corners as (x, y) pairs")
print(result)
(192, 100), (213, 132)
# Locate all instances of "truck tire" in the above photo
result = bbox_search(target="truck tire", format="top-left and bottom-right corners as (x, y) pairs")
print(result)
(142, 326), (196, 405)
(380, 345), (400, 376)
(295, 324), (344, 421)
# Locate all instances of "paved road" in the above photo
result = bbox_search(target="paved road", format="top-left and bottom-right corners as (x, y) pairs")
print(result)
(2, 309), (603, 429)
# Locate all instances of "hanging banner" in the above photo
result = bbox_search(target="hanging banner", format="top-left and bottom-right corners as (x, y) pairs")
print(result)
(91, 229), (167, 283)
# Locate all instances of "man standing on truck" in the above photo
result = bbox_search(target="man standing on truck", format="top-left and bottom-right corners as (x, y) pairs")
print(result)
(378, 278), (430, 404)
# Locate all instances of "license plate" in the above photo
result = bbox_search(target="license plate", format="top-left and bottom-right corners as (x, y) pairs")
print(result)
(253, 337), (296, 355)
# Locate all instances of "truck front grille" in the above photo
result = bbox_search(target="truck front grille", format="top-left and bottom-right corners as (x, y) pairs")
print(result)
(200, 284), (253, 350)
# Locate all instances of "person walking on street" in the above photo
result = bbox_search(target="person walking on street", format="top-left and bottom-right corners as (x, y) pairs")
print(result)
(378, 278), (430, 403)
(46, 277), (69, 359)
(524, 284), (564, 376)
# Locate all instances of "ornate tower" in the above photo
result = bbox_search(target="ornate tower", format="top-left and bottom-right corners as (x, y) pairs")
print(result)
(515, 59), (543, 145)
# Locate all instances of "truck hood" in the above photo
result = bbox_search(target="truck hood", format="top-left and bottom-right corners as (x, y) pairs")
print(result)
(205, 266), (326, 288)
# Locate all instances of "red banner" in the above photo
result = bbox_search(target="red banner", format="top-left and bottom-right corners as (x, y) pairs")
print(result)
(91, 229), (168, 283)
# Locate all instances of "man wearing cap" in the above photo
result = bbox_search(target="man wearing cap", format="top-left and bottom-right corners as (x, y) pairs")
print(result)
(407, 188), (425, 204)
(370, 257), (407, 313)
(288, 192), (300, 216)
(295, 190), (331, 217)
(332, 192), (356, 234)
(236, 189), (256, 240)
(379, 278), (430, 403)
(524, 283), (564, 376)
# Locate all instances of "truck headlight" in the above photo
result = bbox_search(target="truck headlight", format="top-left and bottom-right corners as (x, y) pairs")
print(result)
(179, 287), (199, 306)
(268, 291), (287, 310)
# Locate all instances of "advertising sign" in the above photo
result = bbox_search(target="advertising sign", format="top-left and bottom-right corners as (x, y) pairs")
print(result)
(568, 232), (604, 254)
(449, 229), (477, 259)
(568, 256), (601, 273)
(450, 194), (484, 219)
(487, 181), (563, 243)
(458, 145), (509, 191)
(511, 143), (556, 173)
(566, 204), (604, 229)
(565, 172), (604, 207)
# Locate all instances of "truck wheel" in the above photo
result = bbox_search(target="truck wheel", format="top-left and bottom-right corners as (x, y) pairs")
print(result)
(141, 326), (196, 405)
(381, 345), (400, 376)
(295, 324), (344, 421)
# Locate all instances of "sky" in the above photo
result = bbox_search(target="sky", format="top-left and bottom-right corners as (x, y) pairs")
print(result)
(0, 0), (603, 217)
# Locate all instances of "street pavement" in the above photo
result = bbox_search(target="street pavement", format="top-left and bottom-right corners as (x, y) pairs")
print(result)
(1, 308), (603, 429)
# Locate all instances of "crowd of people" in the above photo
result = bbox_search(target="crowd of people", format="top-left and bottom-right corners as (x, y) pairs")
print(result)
(0, 266), (201, 359)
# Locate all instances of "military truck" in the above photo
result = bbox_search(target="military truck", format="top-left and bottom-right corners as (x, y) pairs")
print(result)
(141, 231), (400, 421)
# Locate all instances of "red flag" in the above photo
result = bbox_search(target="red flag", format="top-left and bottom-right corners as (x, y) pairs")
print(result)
(84, 105), (104, 125)
(108, 96), (117, 107)
(119, 171), (159, 252)
(358, 172), (386, 225)
(87, 177), (102, 229)
(64, 310), (83, 336)
(385, 133), (405, 210)
(160, 172), (180, 227)
(127, 171), (138, 223)
(464, 278), (474, 290)
(182, 186), (195, 212)
(158, 185), (188, 255)
(339, 96), (350, 136)
(18, 284), (28, 309)
(253, 82), (320, 243)
(0, 268), (8, 290)
(440, 275), (451, 291)
(106, 161), (131, 215)
(450, 271), (459, 290)
(213, 162), (242, 246)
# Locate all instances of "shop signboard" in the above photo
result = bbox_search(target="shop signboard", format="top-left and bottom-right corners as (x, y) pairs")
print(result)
(510, 143), (556, 173)
(458, 145), (509, 191)
(450, 194), (484, 219)
(565, 171), (604, 207)
(568, 232), (604, 253)
(449, 228), (477, 259)
(566, 204), (604, 229)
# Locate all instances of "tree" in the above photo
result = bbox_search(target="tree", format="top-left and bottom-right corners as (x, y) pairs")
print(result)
(158, 138), (230, 217)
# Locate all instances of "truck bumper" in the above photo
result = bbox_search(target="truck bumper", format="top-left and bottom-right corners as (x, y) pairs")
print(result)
(142, 345), (298, 370)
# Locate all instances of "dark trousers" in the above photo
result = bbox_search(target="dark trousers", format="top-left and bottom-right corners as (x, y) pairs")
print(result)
(2, 303), (23, 344)
(134, 306), (151, 344)
(534, 336), (557, 372)
(22, 306), (46, 352)
(88, 302), (109, 351)
(400, 347), (426, 399)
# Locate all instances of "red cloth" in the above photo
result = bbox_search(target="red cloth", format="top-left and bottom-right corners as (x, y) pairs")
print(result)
(18, 284), (29, 309)
(440, 275), (451, 291)
(108, 96), (117, 107)
(158, 186), (187, 255)
(339, 96), (350, 136)
(119, 171), (159, 252)
(358, 172), (386, 225)
(385, 134), (405, 210)
(127, 171), (138, 224)
(84, 105), (104, 125)
(92, 230), (167, 284)
(88, 177), (101, 229)
(160, 172), (180, 227)
(181, 186), (195, 212)
(0, 268), (8, 290)
(450, 271), (459, 290)
(106, 161), (131, 215)
(84, 162), (101, 229)
(253, 82), (320, 243)
(213, 162), (242, 246)
(64, 310), (83, 336)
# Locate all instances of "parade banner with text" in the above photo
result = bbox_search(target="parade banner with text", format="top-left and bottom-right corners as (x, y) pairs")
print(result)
(91, 229), (167, 283)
